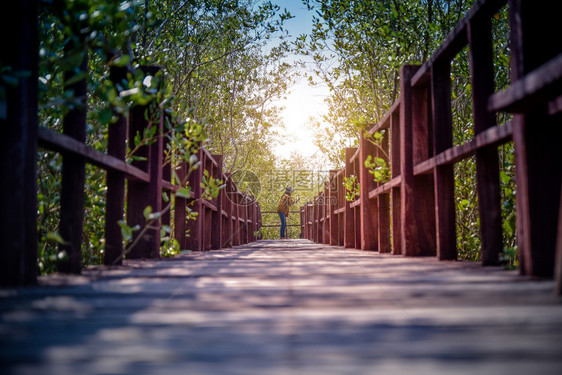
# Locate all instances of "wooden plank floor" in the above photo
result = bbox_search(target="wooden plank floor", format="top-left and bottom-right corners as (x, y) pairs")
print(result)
(1, 239), (562, 374)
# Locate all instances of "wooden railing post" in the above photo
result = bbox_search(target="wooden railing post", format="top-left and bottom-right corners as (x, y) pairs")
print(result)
(359, 132), (378, 250)
(329, 170), (338, 245)
(312, 197), (318, 242)
(554, 189), (562, 296)
(250, 201), (257, 242)
(242, 197), (248, 244)
(126, 66), (163, 259)
(161, 120), (172, 235)
(303, 204), (307, 240)
(431, 60), (457, 260)
(253, 202), (258, 241)
(186, 150), (203, 251)
(300, 205), (306, 238)
(509, 0), (562, 277)
(391, 109), (402, 255)
(241, 195), (248, 244)
(223, 174), (233, 247)
(468, 12), (502, 265)
(322, 186), (329, 244)
(400, 65), (436, 256)
(104, 64), (128, 265)
(257, 203), (262, 240)
(337, 172), (345, 246)
(58, 34), (88, 273)
(344, 148), (357, 248)
(377, 130), (391, 253)
(0, 0), (38, 285)
(174, 160), (189, 250)
(233, 192), (241, 246)
(211, 155), (223, 250)
(317, 196), (321, 242)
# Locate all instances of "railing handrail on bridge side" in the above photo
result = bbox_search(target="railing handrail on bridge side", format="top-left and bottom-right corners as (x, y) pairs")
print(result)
(300, 0), (562, 294)
(0, 5), (261, 285)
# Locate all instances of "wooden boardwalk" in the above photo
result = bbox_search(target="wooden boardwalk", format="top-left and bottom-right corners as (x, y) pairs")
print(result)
(1, 239), (562, 374)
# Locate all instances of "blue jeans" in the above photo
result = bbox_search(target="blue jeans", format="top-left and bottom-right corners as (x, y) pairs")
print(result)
(278, 212), (287, 238)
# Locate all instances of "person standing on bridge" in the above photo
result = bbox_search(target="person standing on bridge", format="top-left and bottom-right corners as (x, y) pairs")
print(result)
(277, 187), (295, 239)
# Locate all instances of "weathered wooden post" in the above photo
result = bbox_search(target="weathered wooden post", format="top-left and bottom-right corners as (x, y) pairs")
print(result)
(161, 119), (172, 235)
(257, 202), (262, 240)
(322, 186), (330, 244)
(222, 174), (233, 247)
(250, 200), (257, 242)
(127, 66), (164, 258)
(431, 60), (457, 260)
(311, 197), (317, 242)
(58, 29), (88, 273)
(468, 11), (502, 265)
(400, 65), (436, 256)
(174, 160), (189, 250)
(337, 172), (345, 246)
(104, 63), (128, 265)
(241, 194), (246, 243)
(554, 189), (562, 296)
(329, 170), (338, 245)
(359, 132), (378, 250)
(344, 148), (357, 248)
(211, 155), (223, 250)
(316, 195), (322, 243)
(0, 0), (39, 285)
(509, 0), (562, 277)
(377, 131), (391, 253)
(391, 109), (402, 255)
(354, 157), (362, 249)
(310, 202), (315, 241)
(186, 149), (204, 251)
(299, 206), (304, 238)
(232, 191), (241, 246)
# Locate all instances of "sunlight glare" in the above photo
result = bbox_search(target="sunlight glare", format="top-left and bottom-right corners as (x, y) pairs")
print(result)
(275, 82), (328, 160)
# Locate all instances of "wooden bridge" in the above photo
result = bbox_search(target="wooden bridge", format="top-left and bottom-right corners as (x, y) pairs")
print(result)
(1, 239), (562, 374)
(1, 0), (562, 373)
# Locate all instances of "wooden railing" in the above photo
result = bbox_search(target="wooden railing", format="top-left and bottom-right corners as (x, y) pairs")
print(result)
(178, 148), (261, 252)
(260, 211), (301, 239)
(301, 0), (562, 291)
(0, 1), (260, 286)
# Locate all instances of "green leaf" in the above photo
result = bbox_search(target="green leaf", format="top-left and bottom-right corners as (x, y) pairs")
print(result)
(113, 54), (130, 67)
(176, 187), (191, 199)
(65, 71), (88, 86)
(500, 171), (511, 184)
(172, 170), (182, 185)
(143, 205), (152, 220)
(374, 157), (386, 167)
(134, 132), (141, 147)
(46, 231), (69, 245)
(98, 108), (113, 124)
(118, 220), (133, 241)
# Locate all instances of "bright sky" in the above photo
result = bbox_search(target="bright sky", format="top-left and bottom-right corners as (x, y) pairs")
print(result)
(271, 0), (330, 162)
